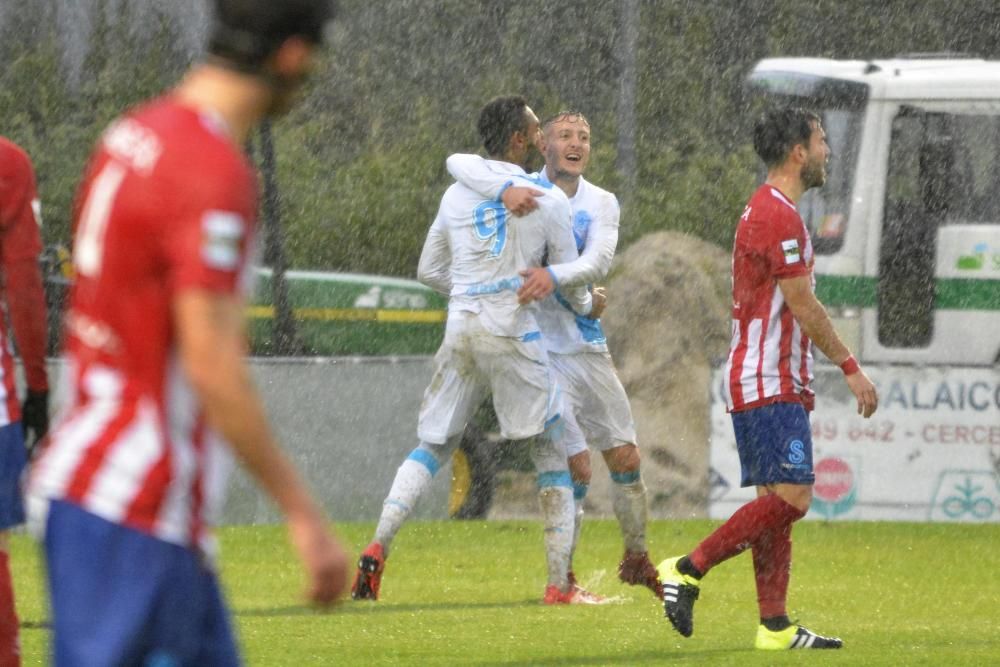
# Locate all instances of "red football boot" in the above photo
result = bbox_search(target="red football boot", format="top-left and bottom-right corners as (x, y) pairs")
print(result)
(351, 542), (385, 601)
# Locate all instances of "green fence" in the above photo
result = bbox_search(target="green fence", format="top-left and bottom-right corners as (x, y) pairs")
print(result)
(248, 269), (447, 356)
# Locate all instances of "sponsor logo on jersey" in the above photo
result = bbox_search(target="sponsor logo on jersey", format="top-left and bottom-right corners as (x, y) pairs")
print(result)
(572, 210), (592, 252)
(201, 211), (245, 270)
(781, 238), (800, 264)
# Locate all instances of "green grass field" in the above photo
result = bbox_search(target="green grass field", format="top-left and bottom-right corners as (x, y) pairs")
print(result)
(11, 519), (1000, 665)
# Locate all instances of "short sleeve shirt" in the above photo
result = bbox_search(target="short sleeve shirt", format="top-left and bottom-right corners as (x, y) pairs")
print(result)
(724, 184), (815, 412)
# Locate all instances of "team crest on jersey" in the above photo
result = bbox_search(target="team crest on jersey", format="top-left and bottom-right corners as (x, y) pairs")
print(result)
(572, 211), (592, 252)
(781, 239), (800, 264)
(201, 211), (245, 270)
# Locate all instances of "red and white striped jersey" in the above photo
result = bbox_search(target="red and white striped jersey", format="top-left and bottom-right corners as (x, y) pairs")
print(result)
(0, 137), (48, 426)
(723, 184), (815, 412)
(29, 97), (258, 555)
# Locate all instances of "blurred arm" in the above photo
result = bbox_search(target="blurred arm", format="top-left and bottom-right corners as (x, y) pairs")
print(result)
(1, 152), (48, 392)
(5, 258), (48, 390)
(175, 289), (348, 604)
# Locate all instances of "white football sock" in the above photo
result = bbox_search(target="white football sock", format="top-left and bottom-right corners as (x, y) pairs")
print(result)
(610, 470), (648, 553)
(538, 484), (575, 589)
(374, 442), (450, 557)
(570, 483), (588, 574)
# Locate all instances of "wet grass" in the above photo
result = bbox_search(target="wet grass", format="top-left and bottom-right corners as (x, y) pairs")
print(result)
(12, 518), (1000, 665)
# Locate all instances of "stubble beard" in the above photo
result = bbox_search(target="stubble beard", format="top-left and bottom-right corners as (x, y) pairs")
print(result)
(801, 158), (827, 191)
(523, 144), (544, 173)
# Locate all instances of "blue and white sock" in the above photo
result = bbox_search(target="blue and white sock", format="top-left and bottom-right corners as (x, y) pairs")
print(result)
(537, 471), (575, 589)
(374, 441), (449, 556)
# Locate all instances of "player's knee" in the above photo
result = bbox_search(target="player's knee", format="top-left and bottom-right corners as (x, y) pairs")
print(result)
(568, 451), (592, 485)
(603, 443), (640, 475)
(773, 484), (812, 513)
(408, 440), (454, 477)
(793, 487), (813, 513)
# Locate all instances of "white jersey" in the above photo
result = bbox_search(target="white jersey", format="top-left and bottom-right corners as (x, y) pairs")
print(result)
(418, 160), (591, 339)
(445, 155), (620, 354)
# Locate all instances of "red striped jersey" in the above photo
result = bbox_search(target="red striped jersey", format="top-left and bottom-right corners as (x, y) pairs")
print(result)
(29, 97), (257, 555)
(723, 184), (815, 413)
(0, 137), (47, 425)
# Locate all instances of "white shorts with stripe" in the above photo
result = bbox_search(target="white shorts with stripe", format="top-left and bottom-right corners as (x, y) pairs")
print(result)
(550, 351), (637, 458)
(417, 312), (562, 444)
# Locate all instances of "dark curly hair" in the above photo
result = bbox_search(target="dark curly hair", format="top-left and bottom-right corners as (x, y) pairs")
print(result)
(752, 107), (821, 168)
(208, 0), (337, 71)
(477, 96), (531, 158)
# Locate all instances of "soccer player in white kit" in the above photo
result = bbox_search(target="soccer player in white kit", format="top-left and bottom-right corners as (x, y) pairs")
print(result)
(352, 96), (597, 605)
(445, 111), (662, 601)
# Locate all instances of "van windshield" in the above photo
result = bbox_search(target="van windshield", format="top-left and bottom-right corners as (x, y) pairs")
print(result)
(746, 71), (869, 254)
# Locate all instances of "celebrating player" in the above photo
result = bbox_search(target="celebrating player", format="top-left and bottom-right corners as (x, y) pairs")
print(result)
(657, 107), (878, 650)
(0, 136), (50, 667)
(445, 110), (661, 601)
(352, 95), (598, 605)
(28, 2), (349, 664)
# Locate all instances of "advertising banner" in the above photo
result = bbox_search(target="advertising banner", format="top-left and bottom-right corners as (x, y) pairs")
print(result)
(709, 364), (1000, 522)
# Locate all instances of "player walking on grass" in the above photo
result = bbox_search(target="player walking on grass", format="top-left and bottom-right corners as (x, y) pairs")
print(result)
(0, 137), (51, 667)
(27, 2), (349, 664)
(352, 96), (598, 605)
(657, 107), (878, 650)
(446, 111), (661, 602)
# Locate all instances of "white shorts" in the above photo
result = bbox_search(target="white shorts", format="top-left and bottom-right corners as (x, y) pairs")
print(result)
(550, 351), (637, 458)
(417, 312), (561, 444)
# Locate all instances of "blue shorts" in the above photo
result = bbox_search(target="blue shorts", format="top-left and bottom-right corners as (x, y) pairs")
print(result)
(731, 402), (814, 487)
(44, 500), (241, 667)
(0, 423), (27, 531)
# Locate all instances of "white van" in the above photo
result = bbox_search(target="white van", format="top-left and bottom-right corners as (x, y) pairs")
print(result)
(710, 57), (1000, 523)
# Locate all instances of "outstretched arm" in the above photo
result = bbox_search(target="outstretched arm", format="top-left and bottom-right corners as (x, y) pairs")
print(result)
(446, 153), (515, 200)
(447, 153), (542, 216)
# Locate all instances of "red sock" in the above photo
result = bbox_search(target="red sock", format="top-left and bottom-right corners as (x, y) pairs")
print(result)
(0, 551), (19, 667)
(753, 520), (793, 619)
(690, 493), (804, 574)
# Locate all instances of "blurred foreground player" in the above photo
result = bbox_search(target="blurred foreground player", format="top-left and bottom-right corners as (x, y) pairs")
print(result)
(0, 136), (50, 667)
(28, 2), (348, 664)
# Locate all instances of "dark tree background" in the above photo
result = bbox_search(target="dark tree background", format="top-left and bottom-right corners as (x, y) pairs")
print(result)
(3, 0), (998, 276)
